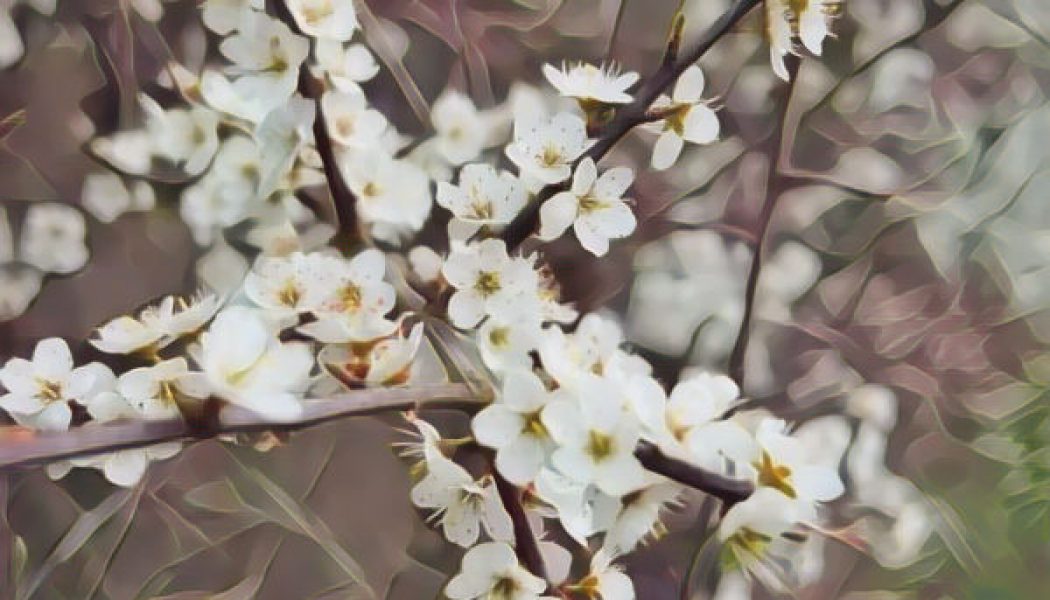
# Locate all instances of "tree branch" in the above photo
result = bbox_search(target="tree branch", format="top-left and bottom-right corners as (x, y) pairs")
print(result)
(499, 0), (762, 249)
(0, 385), (480, 470)
(726, 55), (800, 387)
(493, 470), (549, 582)
(271, 0), (363, 248)
(634, 441), (753, 506)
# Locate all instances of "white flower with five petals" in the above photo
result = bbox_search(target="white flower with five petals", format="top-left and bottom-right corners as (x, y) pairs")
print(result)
(410, 443), (513, 547)
(445, 542), (548, 600)
(436, 163), (527, 237)
(648, 65), (719, 170)
(538, 157), (635, 256)
(441, 239), (538, 330)
(285, 0), (358, 41)
(0, 338), (110, 431)
(472, 370), (558, 485)
(505, 112), (590, 185)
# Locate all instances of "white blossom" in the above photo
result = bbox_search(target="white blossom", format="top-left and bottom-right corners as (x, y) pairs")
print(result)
(81, 171), (155, 224)
(445, 542), (548, 600)
(18, 203), (88, 275)
(199, 306), (313, 421)
(740, 418), (845, 508)
(340, 152), (433, 242)
(541, 376), (647, 497)
(431, 90), (488, 165)
(473, 370), (558, 485)
(285, 0), (358, 41)
(567, 550), (635, 600)
(506, 112), (589, 185)
(436, 163), (527, 237)
(538, 157), (635, 256)
(140, 94), (220, 176)
(319, 322), (424, 387)
(410, 443), (512, 547)
(0, 338), (110, 431)
(201, 0), (264, 35)
(649, 65), (719, 170)
(116, 358), (210, 420)
(313, 40), (378, 91)
(322, 89), (388, 149)
(296, 249), (398, 343)
(542, 61), (639, 105)
(441, 239), (538, 329)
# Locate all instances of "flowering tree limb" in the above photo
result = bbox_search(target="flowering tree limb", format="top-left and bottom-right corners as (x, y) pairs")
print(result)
(492, 470), (549, 582)
(499, 0), (762, 249)
(0, 384), (480, 470)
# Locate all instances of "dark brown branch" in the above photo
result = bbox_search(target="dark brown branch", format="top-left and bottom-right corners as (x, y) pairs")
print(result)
(726, 55), (800, 387)
(492, 470), (549, 582)
(500, 0), (762, 249)
(0, 385), (480, 470)
(634, 441), (753, 506)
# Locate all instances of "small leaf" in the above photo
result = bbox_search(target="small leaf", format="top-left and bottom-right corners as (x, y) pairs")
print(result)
(184, 479), (249, 515)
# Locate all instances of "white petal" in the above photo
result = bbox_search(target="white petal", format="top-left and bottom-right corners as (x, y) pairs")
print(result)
(672, 65), (705, 103)
(501, 370), (548, 412)
(537, 192), (579, 242)
(32, 337), (72, 381)
(103, 450), (148, 487)
(495, 435), (547, 485)
(594, 167), (634, 200)
(793, 465), (844, 502)
(572, 157), (598, 196)
(651, 131), (683, 170)
(32, 401), (72, 431)
(472, 405), (524, 449)
(448, 291), (486, 329)
(682, 105), (720, 144)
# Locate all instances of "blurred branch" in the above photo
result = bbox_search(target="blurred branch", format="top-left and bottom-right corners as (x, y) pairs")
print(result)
(0, 385), (480, 470)
(500, 0), (762, 249)
(726, 55), (800, 387)
(271, 0), (365, 249)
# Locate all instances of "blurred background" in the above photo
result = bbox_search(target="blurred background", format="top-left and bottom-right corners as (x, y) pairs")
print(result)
(2, 0), (1050, 597)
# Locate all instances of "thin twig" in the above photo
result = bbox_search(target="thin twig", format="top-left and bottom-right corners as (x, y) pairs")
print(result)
(499, 0), (762, 249)
(726, 56), (800, 387)
(0, 385), (480, 470)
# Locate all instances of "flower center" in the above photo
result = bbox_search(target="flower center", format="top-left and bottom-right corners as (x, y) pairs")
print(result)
(362, 181), (382, 198)
(492, 576), (519, 598)
(474, 271), (501, 296)
(36, 378), (63, 402)
(523, 410), (547, 438)
(578, 194), (607, 214)
(753, 451), (796, 498)
(664, 103), (692, 136)
(301, 0), (334, 24)
(539, 145), (563, 167)
(729, 526), (772, 556)
(586, 430), (615, 462)
(277, 280), (302, 307)
(338, 283), (362, 312)
(335, 116), (355, 138)
(488, 326), (510, 348)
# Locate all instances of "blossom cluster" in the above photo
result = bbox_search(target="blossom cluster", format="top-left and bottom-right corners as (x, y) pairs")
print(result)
(0, 0), (871, 597)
